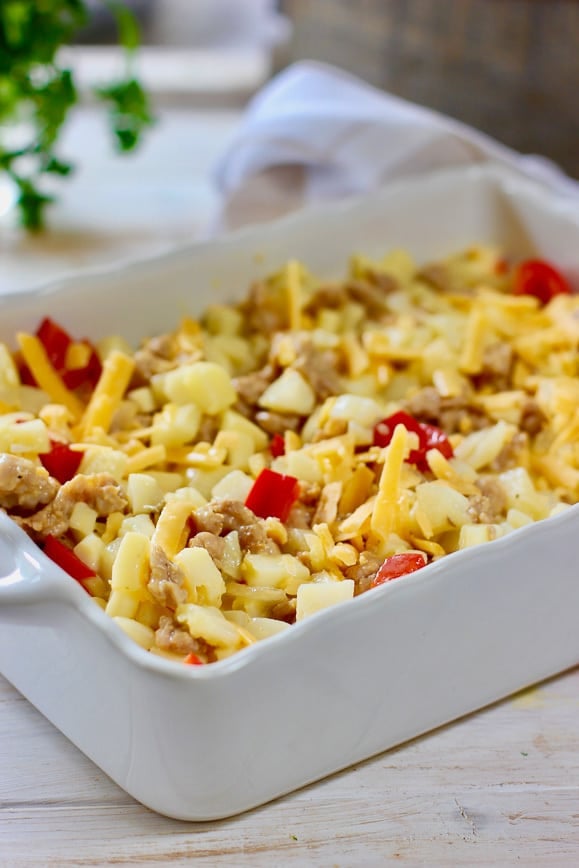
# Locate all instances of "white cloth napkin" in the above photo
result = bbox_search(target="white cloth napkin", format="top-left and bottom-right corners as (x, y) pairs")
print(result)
(214, 60), (579, 231)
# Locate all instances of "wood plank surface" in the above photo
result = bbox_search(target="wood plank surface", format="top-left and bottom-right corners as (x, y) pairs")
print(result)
(1, 668), (578, 865)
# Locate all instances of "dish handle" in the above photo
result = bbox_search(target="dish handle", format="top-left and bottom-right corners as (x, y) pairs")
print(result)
(0, 513), (68, 605)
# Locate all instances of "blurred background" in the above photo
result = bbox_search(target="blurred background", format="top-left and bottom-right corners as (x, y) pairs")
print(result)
(77, 0), (579, 178)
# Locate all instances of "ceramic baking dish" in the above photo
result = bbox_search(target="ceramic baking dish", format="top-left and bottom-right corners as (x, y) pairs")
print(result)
(1, 164), (578, 821)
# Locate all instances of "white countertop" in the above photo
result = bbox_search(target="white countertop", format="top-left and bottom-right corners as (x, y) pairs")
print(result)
(0, 100), (578, 867)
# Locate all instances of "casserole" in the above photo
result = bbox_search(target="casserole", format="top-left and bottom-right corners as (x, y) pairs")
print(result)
(1, 164), (578, 820)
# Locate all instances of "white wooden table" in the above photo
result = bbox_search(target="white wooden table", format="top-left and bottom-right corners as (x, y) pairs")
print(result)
(1, 103), (578, 867)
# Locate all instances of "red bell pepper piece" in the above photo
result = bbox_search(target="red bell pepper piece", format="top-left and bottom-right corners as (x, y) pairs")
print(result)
(513, 259), (572, 305)
(269, 433), (286, 457)
(39, 441), (83, 485)
(371, 552), (426, 588)
(373, 411), (453, 470)
(245, 468), (299, 522)
(419, 422), (454, 464)
(36, 317), (72, 370)
(43, 535), (95, 586)
(183, 652), (204, 665)
(24, 318), (102, 392)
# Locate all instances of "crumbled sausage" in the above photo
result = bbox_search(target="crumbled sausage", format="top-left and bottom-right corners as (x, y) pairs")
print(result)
(25, 473), (128, 536)
(303, 284), (345, 315)
(481, 342), (513, 378)
(254, 410), (302, 435)
(298, 480), (321, 506)
(346, 552), (383, 595)
(345, 278), (393, 317)
(490, 432), (527, 472)
(197, 415), (221, 444)
(133, 335), (177, 382)
(404, 386), (442, 421)
(467, 477), (507, 523)
(520, 399), (546, 436)
(270, 596), (296, 624)
(313, 481), (342, 525)
(293, 341), (342, 401)
(0, 454), (58, 511)
(155, 615), (214, 659)
(233, 365), (275, 407)
(147, 544), (187, 609)
(189, 531), (227, 571)
(193, 500), (278, 554)
(240, 280), (287, 334)
(403, 386), (490, 434)
(418, 264), (454, 293)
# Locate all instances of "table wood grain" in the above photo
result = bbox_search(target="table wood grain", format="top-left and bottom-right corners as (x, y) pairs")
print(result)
(1, 669), (578, 865)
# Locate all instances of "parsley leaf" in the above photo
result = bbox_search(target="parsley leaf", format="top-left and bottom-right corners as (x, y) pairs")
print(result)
(0, 0), (153, 230)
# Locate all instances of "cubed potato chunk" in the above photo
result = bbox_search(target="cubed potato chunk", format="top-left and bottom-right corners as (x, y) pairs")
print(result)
(176, 604), (240, 647)
(110, 531), (150, 592)
(258, 369), (316, 415)
(161, 362), (236, 414)
(296, 579), (355, 621)
(151, 403), (200, 447)
(174, 546), (226, 607)
(242, 553), (311, 595)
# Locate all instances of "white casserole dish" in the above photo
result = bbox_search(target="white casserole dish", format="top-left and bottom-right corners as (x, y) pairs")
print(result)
(1, 164), (578, 821)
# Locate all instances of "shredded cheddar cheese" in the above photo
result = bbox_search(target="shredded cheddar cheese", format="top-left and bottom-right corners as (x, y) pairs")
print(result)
(1, 244), (577, 665)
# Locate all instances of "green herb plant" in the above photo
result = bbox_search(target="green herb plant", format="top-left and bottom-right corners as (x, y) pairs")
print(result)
(0, 0), (153, 230)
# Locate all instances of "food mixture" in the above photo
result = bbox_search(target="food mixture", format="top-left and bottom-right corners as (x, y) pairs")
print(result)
(0, 247), (577, 664)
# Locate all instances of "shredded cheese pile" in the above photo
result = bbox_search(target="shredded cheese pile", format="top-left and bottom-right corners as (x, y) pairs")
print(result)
(0, 245), (577, 664)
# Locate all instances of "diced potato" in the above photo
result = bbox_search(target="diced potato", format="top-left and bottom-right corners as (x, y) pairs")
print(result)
(73, 533), (105, 572)
(151, 403), (200, 448)
(220, 409), (269, 452)
(224, 610), (290, 640)
(454, 420), (516, 471)
(414, 481), (471, 536)
(113, 616), (155, 650)
(213, 430), (255, 471)
(204, 303), (243, 336)
(211, 469), (254, 502)
(127, 473), (165, 514)
(146, 471), (185, 493)
(329, 394), (383, 427)
(242, 553), (311, 594)
(458, 524), (504, 549)
(110, 531), (150, 592)
(259, 369), (316, 415)
(105, 589), (140, 618)
(499, 467), (550, 520)
(506, 508), (534, 529)
(160, 361), (236, 414)
(185, 466), (230, 499)
(296, 579), (355, 621)
(136, 600), (165, 629)
(119, 514), (156, 539)
(99, 537), (122, 580)
(127, 386), (156, 413)
(174, 547), (226, 607)
(220, 531), (242, 580)
(249, 616), (291, 639)
(165, 485), (207, 508)
(273, 449), (322, 483)
(0, 419), (50, 455)
(79, 447), (128, 483)
(176, 604), (240, 647)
